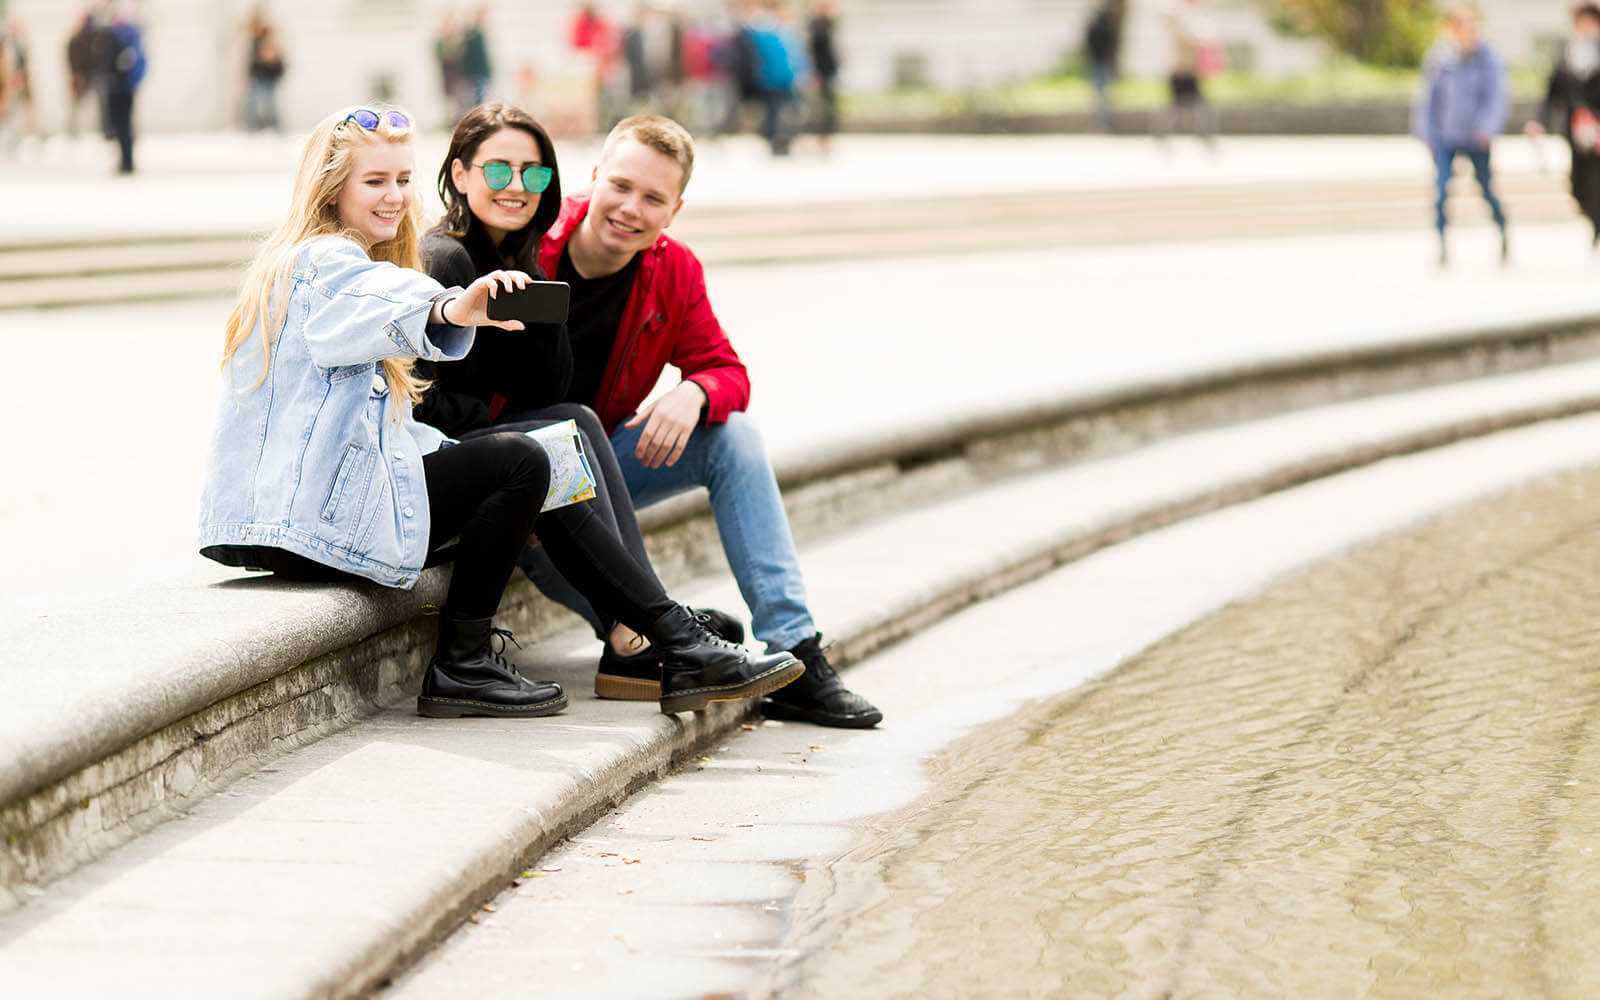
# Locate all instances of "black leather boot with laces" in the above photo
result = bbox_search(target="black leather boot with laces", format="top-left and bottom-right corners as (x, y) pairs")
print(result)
(417, 617), (568, 718)
(595, 607), (746, 700)
(761, 634), (883, 728)
(650, 605), (803, 714)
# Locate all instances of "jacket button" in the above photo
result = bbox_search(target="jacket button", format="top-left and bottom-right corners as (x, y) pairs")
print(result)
(239, 528), (247, 538)
(394, 452), (406, 461)
(403, 506), (414, 517)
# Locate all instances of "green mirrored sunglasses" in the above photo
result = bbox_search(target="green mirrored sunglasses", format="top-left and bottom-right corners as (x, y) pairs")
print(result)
(474, 160), (553, 193)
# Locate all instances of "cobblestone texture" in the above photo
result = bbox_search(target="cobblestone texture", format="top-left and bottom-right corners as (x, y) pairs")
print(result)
(785, 466), (1600, 999)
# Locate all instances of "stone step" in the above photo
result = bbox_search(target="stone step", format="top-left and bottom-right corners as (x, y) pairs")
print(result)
(8, 348), (1600, 997)
(5, 311), (1600, 918)
(0, 172), (1570, 309)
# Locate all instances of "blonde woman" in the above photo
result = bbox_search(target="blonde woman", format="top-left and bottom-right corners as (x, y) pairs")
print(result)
(197, 107), (801, 719)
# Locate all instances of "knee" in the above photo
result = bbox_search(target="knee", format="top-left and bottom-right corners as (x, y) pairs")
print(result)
(542, 402), (607, 440)
(704, 411), (769, 467)
(483, 432), (551, 491)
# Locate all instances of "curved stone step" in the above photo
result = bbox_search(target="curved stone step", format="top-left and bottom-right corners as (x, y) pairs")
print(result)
(8, 351), (1600, 996)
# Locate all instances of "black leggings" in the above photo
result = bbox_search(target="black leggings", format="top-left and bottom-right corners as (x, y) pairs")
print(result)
(466, 403), (653, 575)
(250, 433), (674, 628)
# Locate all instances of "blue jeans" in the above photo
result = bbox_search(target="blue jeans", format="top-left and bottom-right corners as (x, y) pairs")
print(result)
(1434, 145), (1506, 236)
(522, 411), (816, 652)
(615, 412), (815, 652)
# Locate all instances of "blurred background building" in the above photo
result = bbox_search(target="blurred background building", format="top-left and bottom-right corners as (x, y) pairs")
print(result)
(0, 0), (1575, 135)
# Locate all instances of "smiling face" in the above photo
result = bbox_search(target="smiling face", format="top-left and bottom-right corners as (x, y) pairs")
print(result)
(581, 136), (685, 266)
(450, 126), (544, 246)
(335, 141), (413, 248)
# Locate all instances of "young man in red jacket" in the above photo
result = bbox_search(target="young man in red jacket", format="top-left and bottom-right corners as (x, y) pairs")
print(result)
(539, 114), (880, 728)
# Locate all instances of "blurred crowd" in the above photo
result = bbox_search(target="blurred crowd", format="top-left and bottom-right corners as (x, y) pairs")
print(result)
(2, 1), (148, 171)
(567, 0), (840, 155)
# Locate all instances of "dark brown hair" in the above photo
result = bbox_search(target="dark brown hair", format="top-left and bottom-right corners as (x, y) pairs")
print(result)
(435, 102), (563, 272)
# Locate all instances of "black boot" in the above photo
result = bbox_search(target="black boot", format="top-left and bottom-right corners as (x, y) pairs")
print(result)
(595, 607), (746, 700)
(417, 617), (568, 718)
(650, 605), (803, 714)
(762, 634), (883, 728)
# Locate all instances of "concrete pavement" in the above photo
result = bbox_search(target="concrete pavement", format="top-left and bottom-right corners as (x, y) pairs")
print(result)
(0, 131), (1572, 244)
(7, 131), (1600, 996)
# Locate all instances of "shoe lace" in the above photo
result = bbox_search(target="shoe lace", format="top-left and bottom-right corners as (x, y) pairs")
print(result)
(488, 626), (525, 675)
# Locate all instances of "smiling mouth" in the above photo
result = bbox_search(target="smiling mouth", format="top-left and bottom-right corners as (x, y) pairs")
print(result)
(607, 217), (642, 235)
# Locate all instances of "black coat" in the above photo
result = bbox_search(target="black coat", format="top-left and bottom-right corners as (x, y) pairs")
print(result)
(1540, 48), (1600, 145)
(414, 225), (574, 437)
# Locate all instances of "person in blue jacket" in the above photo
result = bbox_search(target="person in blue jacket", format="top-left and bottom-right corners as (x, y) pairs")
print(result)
(197, 106), (801, 720)
(1413, 3), (1510, 266)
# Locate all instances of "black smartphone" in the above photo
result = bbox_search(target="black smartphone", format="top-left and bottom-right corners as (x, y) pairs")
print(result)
(485, 280), (571, 326)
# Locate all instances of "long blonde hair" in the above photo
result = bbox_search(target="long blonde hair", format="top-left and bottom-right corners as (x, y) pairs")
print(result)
(221, 106), (429, 413)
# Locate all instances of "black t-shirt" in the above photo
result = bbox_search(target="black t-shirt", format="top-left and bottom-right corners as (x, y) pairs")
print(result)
(559, 246), (640, 410)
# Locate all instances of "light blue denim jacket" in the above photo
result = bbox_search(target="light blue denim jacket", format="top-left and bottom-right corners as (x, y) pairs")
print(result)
(198, 236), (472, 587)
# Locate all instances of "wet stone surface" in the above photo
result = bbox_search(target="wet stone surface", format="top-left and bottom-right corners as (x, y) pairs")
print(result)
(782, 467), (1600, 999)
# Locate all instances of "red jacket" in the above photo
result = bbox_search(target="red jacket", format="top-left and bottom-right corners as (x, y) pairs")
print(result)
(541, 195), (752, 433)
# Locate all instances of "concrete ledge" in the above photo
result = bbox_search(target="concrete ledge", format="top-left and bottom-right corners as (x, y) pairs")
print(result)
(10, 357), (1600, 998)
(5, 310), (1600, 910)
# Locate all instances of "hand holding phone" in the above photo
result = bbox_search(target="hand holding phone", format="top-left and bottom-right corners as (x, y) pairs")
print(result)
(486, 280), (571, 326)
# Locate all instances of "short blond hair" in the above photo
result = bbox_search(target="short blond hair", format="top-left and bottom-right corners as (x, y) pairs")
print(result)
(600, 114), (696, 195)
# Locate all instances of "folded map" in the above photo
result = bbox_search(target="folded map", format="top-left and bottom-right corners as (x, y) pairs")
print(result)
(525, 419), (598, 511)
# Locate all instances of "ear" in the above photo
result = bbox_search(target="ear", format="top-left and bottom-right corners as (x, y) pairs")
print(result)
(667, 198), (685, 227)
(449, 158), (468, 194)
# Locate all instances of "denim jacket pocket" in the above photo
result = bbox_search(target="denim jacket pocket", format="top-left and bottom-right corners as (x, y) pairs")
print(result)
(320, 443), (365, 523)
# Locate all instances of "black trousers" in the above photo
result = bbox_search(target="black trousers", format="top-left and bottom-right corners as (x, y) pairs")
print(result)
(106, 87), (135, 172)
(246, 433), (674, 630)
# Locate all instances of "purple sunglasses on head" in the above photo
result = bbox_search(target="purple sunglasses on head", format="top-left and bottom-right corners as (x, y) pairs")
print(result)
(343, 109), (410, 130)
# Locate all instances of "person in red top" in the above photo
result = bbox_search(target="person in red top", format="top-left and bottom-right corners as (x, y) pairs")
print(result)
(538, 113), (881, 728)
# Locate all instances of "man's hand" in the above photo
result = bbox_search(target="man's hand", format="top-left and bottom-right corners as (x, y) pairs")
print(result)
(1474, 130), (1493, 150)
(626, 381), (707, 469)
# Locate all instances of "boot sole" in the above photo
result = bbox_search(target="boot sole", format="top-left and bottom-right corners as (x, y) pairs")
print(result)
(416, 691), (570, 718)
(659, 658), (805, 715)
(760, 698), (884, 729)
(594, 673), (661, 701)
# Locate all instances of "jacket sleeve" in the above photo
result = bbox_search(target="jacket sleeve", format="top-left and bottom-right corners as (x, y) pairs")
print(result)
(670, 251), (750, 425)
(1476, 49), (1511, 138)
(299, 238), (472, 368)
(416, 236), (493, 434)
(1412, 47), (1442, 147)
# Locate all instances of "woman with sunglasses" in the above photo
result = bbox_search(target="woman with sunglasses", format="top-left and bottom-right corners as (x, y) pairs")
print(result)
(417, 102), (740, 701)
(198, 106), (801, 719)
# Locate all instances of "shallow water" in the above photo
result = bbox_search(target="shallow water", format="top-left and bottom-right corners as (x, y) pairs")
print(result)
(780, 467), (1600, 999)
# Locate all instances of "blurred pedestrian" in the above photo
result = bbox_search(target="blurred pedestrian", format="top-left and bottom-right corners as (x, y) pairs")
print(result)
(807, 1), (839, 150)
(570, 2), (621, 131)
(65, 8), (100, 139)
(1155, 0), (1219, 143)
(460, 8), (492, 109)
(681, 15), (734, 135)
(101, 2), (145, 174)
(1413, 3), (1509, 266)
(1527, 3), (1600, 248)
(748, 0), (807, 156)
(435, 12), (466, 122)
(1084, 1), (1121, 132)
(243, 11), (286, 133)
(0, 16), (40, 154)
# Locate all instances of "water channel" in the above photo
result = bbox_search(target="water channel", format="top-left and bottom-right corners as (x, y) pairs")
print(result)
(778, 466), (1600, 998)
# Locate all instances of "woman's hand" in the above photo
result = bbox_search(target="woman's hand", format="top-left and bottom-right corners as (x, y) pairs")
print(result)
(435, 270), (532, 330)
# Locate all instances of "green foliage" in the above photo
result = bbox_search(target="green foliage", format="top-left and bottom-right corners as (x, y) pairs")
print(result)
(1269, 0), (1441, 67)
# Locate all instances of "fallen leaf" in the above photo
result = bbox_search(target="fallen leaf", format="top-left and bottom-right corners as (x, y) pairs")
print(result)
(541, 865), (562, 873)
(691, 836), (716, 842)
(481, 904), (496, 913)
